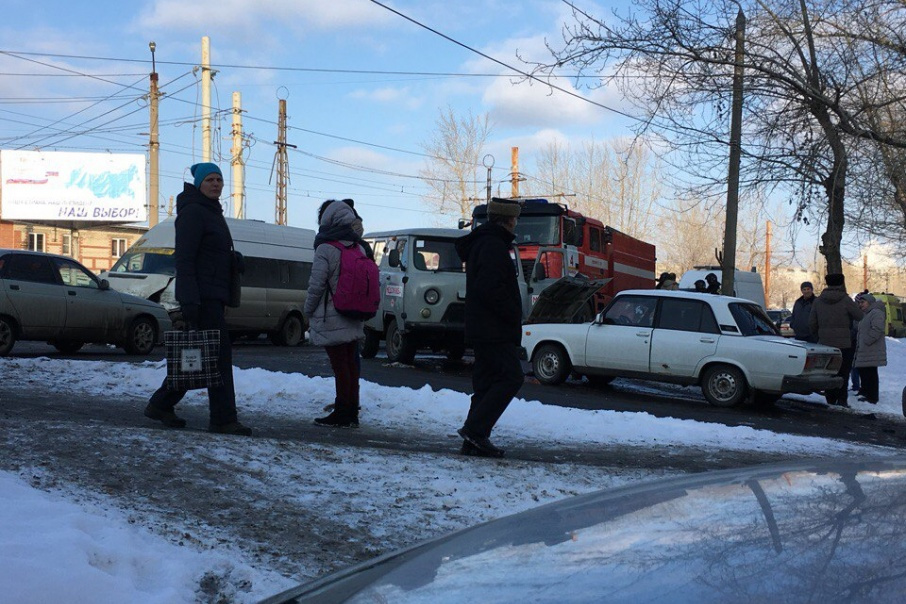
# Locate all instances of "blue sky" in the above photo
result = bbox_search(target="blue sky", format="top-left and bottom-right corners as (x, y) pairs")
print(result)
(1, 0), (635, 233)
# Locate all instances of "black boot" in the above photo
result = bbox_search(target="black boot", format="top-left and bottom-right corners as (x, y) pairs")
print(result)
(314, 410), (358, 428)
(144, 403), (186, 428)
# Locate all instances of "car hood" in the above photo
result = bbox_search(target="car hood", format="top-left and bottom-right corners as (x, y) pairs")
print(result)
(262, 456), (906, 603)
(524, 277), (610, 324)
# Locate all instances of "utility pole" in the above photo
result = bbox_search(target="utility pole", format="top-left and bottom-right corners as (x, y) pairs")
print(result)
(148, 41), (160, 228)
(764, 220), (772, 305)
(201, 36), (212, 162)
(722, 9), (745, 297)
(510, 146), (520, 198)
(230, 92), (244, 219)
(863, 254), (868, 291)
(483, 154), (494, 203)
(273, 98), (296, 225)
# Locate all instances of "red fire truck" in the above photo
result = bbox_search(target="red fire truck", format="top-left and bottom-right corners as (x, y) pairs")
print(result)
(470, 198), (656, 322)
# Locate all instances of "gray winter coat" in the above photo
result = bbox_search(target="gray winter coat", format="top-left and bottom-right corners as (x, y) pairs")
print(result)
(303, 202), (365, 347)
(808, 286), (863, 349)
(855, 302), (888, 368)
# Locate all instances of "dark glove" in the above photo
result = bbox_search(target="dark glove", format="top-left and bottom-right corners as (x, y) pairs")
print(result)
(180, 304), (200, 330)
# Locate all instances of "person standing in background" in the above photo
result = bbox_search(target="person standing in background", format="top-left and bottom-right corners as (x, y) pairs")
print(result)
(789, 281), (817, 343)
(854, 292), (887, 404)
(809, 273), (863, 407)
(144, 163), (252, 436)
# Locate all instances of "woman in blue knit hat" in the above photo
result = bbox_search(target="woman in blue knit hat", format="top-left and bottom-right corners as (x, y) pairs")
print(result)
(144, 162), (253, 436)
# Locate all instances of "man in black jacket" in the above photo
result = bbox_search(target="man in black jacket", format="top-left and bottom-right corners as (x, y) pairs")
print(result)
(144, 163), (252, 436)
(789, 281), (816, 342)
(454, 198), (524, 458)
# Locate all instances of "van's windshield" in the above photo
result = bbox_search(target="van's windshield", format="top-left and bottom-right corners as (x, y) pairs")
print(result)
(413, 238), (465, 272)
(109, 248), (176, 276)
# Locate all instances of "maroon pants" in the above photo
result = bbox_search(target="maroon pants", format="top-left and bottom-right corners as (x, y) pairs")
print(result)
(325, 341), (360, 415)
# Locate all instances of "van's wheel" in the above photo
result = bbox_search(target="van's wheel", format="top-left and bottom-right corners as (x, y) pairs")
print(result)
(51, 341), (84, 354)
(532, 343), (572, 385)
(701, 364), (747, 407)
(123, 317), (157, 356)
(385, 322), (415, 364)
(271, 315), (304, 346)
(0, 317), (17, 356)
(361, 328), (380, 359)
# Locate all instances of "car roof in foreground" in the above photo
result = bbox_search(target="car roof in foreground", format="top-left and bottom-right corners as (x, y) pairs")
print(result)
(262, 455), (906, 604)
(616, 288), (754, 305)
(0, 248), (84, 263)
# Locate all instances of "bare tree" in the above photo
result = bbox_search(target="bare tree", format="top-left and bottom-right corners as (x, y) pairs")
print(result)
(529, 0), (906, 274)
(527, 138), (662, 239)
(418, 107), (492, 221)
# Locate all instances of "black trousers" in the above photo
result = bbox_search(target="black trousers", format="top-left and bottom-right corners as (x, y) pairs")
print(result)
(149, 299), (238, 426)
(464, 342), (524, 438)
(826, 347), (855, 406)
(857, 367), (880, 402)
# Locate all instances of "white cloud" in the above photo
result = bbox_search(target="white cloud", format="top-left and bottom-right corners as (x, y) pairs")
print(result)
(135, 0), (392, 34)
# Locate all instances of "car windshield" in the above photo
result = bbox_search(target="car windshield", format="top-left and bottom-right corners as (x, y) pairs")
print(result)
(412, 238), (464, 272)
(109, 248), (176, 276)
(729, 302), (781, 336)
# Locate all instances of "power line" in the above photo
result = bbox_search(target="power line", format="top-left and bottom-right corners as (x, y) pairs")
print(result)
(366, 0), (640, 123)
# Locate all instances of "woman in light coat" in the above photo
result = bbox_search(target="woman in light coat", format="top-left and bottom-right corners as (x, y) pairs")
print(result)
(854, 293), (887, 404)
(303, 200), (366, 427)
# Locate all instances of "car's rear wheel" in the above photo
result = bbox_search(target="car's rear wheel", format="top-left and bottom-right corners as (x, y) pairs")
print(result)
(123, 317), (157, 356)
(52, 341), (84, 354)
(701, 364), (747, 407)
(271, 314), (304, 346)
(532, 343), (572, 385)
(0, 317), (16, 356)
(361, 328), (380, 359)
(385, 321), (415, 364)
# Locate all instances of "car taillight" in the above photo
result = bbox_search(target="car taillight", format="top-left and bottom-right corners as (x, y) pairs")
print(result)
(804, 353), (841, 372)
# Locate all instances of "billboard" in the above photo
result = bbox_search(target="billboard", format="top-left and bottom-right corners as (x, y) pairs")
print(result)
(0, 150), (146, 222)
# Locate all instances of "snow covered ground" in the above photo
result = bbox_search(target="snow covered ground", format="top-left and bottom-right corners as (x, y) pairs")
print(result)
(1, 337), (904, 603)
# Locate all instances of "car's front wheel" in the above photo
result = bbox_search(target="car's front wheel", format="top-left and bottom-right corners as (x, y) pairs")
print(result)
(532, 343), (572, 385)
(123, 317), (157, 356)
(0, 317), (16, 356)
(701, 364), (747, 407)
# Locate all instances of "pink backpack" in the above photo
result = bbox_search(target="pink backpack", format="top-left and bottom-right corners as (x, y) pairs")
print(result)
(326, 241), (380, 319)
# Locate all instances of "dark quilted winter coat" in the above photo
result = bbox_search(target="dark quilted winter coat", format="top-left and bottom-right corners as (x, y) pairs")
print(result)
(808, 286), (863, 350)
(174, 183), (233, 306)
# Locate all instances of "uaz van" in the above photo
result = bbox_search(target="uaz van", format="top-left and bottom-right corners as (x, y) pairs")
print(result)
(100, 217), (315, 346)
(869, 292), (906, 337)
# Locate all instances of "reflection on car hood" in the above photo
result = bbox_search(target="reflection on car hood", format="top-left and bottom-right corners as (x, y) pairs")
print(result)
(264, 456), (906, 603)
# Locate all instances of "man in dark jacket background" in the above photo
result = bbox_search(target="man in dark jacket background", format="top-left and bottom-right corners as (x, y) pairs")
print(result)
(789, 281), (816, 342)
(454, 198), (524, 458)
(809, 273), (863, 407)
(144, 162), (252, 435)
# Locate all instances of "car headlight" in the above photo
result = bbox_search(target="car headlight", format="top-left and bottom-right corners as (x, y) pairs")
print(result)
(424, 288), (440, 305)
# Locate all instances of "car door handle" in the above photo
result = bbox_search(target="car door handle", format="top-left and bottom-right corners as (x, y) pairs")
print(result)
(9, 285), (19, 290)
(636, 332), (649, 337)
(700, 337), (716, 343)
(67, 290), (77, 296)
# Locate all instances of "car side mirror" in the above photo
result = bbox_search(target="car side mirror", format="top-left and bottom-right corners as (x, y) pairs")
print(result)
(388, 249), (401, 269)
(99, 278), (110, 291)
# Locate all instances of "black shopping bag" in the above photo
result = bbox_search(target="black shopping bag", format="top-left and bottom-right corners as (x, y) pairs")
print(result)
(164, 329), (224, 391)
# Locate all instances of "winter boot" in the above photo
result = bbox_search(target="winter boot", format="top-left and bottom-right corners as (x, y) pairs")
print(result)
(314, 410), (358, 428)
(208, 421), (253, 436)
(144, 403), (187, 428)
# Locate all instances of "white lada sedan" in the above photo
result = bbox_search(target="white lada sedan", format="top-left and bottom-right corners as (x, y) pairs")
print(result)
(522, 289), (843, 407)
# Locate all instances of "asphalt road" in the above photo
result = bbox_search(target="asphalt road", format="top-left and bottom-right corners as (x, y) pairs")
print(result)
(8, 338), (906, 451)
